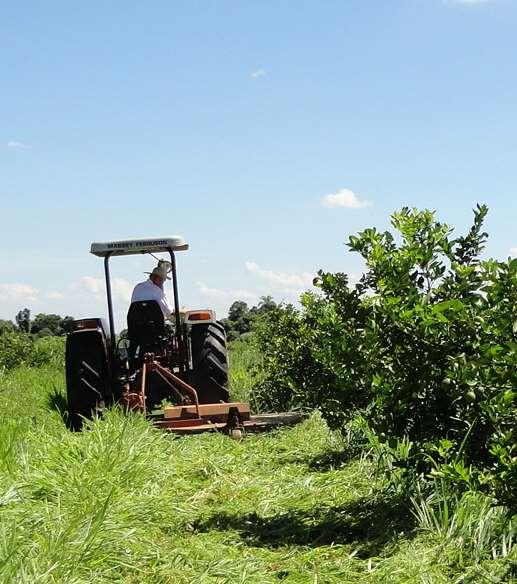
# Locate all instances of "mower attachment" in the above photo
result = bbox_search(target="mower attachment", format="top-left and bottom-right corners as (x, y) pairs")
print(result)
(155, 409), (306, 436)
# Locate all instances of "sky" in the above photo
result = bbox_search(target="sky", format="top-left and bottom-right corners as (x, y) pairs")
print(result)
(1, 0), (516, 330)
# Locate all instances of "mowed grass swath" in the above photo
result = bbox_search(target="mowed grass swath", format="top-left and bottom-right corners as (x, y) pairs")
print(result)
(0, 343), (515, 583)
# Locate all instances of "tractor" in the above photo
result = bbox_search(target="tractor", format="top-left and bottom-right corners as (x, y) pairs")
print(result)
(65, 236), (302, 435)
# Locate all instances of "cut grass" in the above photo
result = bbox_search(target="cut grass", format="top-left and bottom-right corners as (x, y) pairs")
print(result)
(0, 365), (515, 583)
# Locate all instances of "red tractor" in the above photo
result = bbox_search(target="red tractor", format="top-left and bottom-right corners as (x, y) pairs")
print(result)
(65, 236), (256, 435)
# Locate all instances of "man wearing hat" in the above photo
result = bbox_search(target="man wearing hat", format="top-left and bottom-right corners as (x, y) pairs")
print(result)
(130, 260), (174, 317)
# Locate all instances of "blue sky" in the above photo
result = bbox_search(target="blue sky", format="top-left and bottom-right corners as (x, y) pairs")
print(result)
(1, 0), (516, 328)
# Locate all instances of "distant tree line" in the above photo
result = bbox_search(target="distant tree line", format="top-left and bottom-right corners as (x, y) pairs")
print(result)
(221, 296), (278, 341)
(0, 298), (280, 342)
(0, 308), (74, 338)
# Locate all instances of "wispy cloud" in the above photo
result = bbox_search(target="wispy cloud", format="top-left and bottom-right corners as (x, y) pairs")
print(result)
(7, 141), (30, 149)
(510, 247), (517, 257)
(45, 291), (65, 300)
(245, 261), (313, 291)
(195, 262), (315, 315)
(250, 69), (266, 79)
(196, 283), (257, 302)
(0, 282), (72, 314)
(0, 277), (134, 329)
(0, 283), (40, 303)
(70, 276), (132, 303)
(321, 188), (372, 209)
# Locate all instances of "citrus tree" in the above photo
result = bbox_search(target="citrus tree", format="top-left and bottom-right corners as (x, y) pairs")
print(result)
(255, 205), (516, 508)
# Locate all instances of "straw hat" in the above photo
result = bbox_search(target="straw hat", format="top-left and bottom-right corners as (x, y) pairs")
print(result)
(146, 260), (172, 280)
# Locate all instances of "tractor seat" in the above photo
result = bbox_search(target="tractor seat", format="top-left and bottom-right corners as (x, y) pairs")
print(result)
(127, 300), (168, 358)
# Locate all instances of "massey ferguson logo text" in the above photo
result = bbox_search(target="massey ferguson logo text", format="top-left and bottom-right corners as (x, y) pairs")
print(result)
(107, 240), (168, 249)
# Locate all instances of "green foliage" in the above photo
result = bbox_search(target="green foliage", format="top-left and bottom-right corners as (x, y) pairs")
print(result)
(0, 333), (33, 370)
(255, 206), (516, 509)
(222, 300), (253, 341)
(0, 333), (65, 371)
(222, 296), (278, 341)
(30, 335), (66, 368)
(15, 307), (31, 333)
(4, 308), (74, 337)
(0, 319), (15, 335)
(253, 303), (319, 413)
(31, 313), (75, 337)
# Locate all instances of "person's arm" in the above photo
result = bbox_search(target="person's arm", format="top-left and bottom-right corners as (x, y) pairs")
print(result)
(158, 290), (174, 318)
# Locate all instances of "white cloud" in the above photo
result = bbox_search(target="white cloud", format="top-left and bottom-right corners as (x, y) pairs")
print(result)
(195, 262), (316, 317)
(70, 276), (132, 303)
(197, 283), (257, 302)
(46, 291), (65, 300)
(7, 141), (30, 149)
(66, 276), (133, 329)
(0, 283), (40, 303)
(0, 277), (134, 329)
(112, 278), (133, 302)
(245, 261), (314, 291)
(250, 69), (266, 79)
(510, 247), (517, 257)
(194, 283), (259, 318)
(321, 188), (372, 209)
(76, 276), (104, 297)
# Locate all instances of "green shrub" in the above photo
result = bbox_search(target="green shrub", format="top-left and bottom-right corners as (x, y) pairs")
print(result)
(253, 304), (322, 413)
(255, 206), (516, 509)
(0, 333), (34, 370)
(30, 335), (65, 368)
(0, 333), (65, 371)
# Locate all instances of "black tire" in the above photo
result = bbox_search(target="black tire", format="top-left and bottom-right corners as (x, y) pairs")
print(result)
(65, 332), (110, 430)
(189, 321), (230, 403)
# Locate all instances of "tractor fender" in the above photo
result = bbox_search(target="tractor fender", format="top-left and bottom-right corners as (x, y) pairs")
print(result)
(183, 309), (217, 325)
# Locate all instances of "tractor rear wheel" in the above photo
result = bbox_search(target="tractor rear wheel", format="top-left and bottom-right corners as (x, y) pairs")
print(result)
(189, 321), (230, 403)
(65, 333), (110, 430)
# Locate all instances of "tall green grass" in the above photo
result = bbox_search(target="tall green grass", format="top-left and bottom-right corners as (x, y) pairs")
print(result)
(411, 483), (514, 563)
(228, 337), (267, 411)
(0, 346), (515, 582)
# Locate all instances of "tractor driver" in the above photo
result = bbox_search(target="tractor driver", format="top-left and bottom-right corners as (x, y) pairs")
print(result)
(130, 260), (174, 317)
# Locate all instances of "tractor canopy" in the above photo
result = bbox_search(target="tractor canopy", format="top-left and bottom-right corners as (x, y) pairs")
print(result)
(90, 236), (189, 257)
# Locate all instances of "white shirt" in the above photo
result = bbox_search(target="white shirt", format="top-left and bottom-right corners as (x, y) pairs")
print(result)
(131, 279), (174, 317)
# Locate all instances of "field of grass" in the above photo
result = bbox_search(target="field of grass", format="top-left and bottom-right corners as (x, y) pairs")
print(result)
(0, 351), (514, 582)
